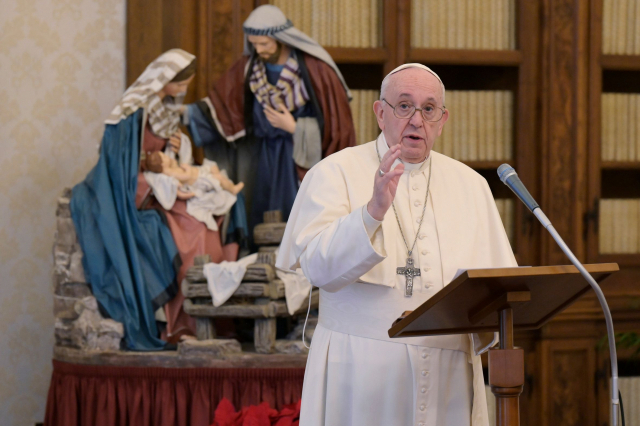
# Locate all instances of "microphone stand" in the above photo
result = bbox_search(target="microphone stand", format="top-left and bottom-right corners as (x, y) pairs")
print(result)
(531, 208), (620, 426)
(497, 164), (620, 426)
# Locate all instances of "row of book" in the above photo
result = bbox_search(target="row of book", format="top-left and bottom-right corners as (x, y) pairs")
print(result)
(599, 199), (640, 254)
(411, 0), (516, 50)
(438, 90), (514, 162)
(270, 0), (382, 48)
(602, 0), (640, 55)
(350, 90), (380, 146)
(495, 198), (515, 246)
(601, 93), (640, 161)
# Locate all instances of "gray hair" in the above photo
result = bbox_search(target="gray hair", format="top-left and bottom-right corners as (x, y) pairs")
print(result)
(380, 63), (446, 106)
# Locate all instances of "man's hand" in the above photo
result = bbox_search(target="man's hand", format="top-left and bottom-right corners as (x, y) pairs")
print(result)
(264, 104), (296, 134)
(169, 131), (181, 153)
(367, 144), (404, 221)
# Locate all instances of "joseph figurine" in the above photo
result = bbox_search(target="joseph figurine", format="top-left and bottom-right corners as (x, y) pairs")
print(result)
(186, 5), (355, 245)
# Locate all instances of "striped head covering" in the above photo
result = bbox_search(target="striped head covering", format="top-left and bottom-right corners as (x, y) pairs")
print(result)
(242, 5), (351, 100)
(105, 49), (195, 138)
(249, 54), (310, 111)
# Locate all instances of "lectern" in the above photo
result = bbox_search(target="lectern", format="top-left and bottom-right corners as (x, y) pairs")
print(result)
(388, 263), (619, 426)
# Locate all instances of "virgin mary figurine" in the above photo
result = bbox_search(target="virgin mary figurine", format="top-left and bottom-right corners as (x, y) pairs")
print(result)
(71, 49), (242, 350)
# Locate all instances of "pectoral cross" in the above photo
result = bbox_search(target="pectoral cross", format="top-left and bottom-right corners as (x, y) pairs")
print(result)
(397, 256), (421, 297)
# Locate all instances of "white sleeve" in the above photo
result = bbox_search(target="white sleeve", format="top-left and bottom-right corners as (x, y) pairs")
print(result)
(278, 161), (386, 293)
(361, 205), (383, 239)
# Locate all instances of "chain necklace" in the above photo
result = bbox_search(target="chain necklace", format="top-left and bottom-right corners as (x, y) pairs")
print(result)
(375, 139), (432, 297)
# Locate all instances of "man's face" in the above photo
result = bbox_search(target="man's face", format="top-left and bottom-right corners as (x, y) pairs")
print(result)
(373, 68), (449, 163)
(247, 35), (282, 64)
(163, 75), (195, 97)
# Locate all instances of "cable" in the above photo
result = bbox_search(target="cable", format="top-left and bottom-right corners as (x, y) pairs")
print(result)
(301, 285), (313, 349)
(619, 390), (625, 426)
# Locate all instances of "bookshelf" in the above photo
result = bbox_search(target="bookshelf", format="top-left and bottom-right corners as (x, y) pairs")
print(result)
(588, 0), (640, 268)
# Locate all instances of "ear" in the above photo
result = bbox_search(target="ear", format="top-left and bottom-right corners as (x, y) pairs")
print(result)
(373, 100), (385, 131)
(436, 108), (449, 137)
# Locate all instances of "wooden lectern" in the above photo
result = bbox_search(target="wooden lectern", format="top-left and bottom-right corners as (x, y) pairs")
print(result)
(388, 263), (619, 426)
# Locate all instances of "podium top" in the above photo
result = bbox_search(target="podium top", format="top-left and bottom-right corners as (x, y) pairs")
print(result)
(388, 263), (619, 338)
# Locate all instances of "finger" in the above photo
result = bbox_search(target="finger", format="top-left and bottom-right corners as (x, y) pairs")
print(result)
(379, 147), (402, 174)
(263, 109), (277, 119)
(380, 144), (401, 170)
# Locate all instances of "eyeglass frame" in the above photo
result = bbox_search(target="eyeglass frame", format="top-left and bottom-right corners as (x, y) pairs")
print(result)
(381, 98), (446, 122)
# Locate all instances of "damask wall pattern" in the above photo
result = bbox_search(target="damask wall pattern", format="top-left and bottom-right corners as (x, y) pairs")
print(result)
(0, 0), (124, 424)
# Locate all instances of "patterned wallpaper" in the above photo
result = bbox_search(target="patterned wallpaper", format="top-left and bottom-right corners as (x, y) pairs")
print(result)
(0, 0), (124, 424)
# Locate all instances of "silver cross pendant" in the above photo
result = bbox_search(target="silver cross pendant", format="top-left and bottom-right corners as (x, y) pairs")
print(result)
(397, 256), (421, 297)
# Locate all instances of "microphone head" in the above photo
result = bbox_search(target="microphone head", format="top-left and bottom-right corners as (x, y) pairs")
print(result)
(497, 163), (516, 184)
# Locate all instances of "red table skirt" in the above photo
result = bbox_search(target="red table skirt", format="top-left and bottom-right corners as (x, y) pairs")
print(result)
(44, 360), (305, 426)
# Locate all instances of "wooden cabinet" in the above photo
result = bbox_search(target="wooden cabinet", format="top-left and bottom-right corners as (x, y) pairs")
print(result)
(126, 0), (640, 424)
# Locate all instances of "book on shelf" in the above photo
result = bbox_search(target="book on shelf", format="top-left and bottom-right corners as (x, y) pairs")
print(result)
(433, 90), (514, 162)
(271, 0), (382, 48)
(601, 93), (640, 162)
(411, 0), (516, 49)
(602, 0), (640, 55)
(349, 90), (380, 146)
(599, 199), (640, 254)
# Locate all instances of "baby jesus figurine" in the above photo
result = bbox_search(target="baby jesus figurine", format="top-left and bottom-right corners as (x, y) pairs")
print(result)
(143, 151), (244, 231)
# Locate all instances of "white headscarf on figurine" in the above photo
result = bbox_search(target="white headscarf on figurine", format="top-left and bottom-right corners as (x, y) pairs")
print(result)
(105, 48), (195, 139)
(381, 63), (446, 105)
(242, 4), (351, 99)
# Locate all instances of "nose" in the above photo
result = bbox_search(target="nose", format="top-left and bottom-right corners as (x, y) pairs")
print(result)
(409, 109), (424, 127)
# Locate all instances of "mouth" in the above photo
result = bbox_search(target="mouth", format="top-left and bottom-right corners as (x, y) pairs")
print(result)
(403, 135), (424, 142)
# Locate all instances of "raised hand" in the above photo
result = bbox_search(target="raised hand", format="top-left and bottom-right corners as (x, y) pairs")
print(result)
(264, 104), (296, 134)
(367, 144), (404, 221)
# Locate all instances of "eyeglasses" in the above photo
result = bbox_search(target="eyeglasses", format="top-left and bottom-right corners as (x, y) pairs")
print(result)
(382, 98), (445, 122)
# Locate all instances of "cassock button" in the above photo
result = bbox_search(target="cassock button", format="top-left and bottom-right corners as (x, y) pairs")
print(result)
(421, 352), (428, 359)
(414, 200), (421, 207)
(423, 267), (431, 272)
(420, 404), (426, 411)
(411, 171), (417, 177)
(412, 185), (419, 191)
(416, 218), (421, 223)
(421, 387), (427, 393)
(421, 370), (428, 376)
(419, 234), (426, 239)
(421, 250), (428, 255)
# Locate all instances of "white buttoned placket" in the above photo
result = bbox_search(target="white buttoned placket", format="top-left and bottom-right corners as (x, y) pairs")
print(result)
(392, 158), (447, 425)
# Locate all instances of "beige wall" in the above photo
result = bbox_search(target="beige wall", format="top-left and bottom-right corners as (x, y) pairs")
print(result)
(0, 0), (124, 424)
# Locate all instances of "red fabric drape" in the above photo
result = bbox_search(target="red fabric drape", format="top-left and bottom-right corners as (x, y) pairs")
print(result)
(211, 398), (301, 426)
(44, 360), (304, 426)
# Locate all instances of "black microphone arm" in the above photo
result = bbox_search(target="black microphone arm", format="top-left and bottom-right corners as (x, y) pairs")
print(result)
(497, 164), (620, 426)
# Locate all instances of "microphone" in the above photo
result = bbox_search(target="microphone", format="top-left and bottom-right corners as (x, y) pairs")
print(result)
(497, 164), (539, 212)
(497, 163), (622, 426)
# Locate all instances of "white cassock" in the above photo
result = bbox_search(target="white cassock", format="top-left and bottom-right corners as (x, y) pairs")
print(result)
(276, 134), (517, 426)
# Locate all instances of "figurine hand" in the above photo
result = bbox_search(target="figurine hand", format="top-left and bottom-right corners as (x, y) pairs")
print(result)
(264, 104), (296, 134)
(367, 144), (404, 221)
(176, 189), (195, 200)
(169, 131), (181, 153)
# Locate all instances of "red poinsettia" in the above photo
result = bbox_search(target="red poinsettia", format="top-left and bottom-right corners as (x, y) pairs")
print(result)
(211, 398), (301, 426)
